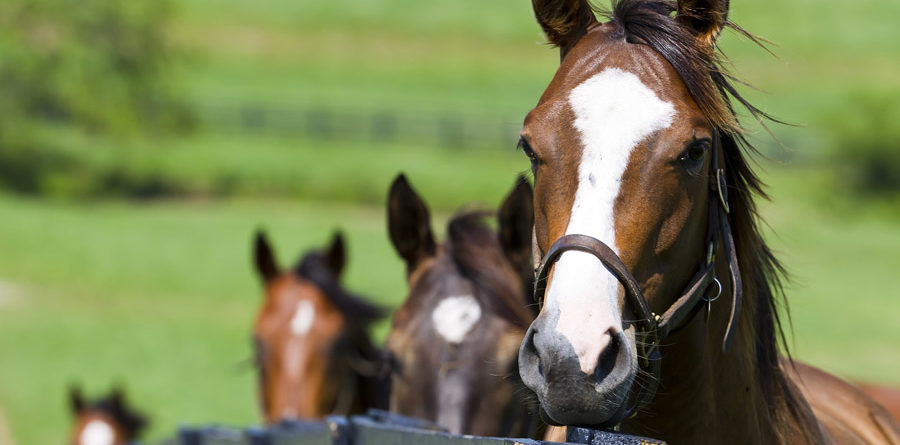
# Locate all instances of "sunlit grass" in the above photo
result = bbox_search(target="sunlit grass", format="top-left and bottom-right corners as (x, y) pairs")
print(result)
(1, 165), (899, 443)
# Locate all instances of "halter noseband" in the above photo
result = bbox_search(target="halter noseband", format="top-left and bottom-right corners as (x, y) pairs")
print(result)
(531, 129), (742, 427)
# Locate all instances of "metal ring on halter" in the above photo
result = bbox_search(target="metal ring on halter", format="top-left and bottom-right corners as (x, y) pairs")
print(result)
(704, 277), (722, 302)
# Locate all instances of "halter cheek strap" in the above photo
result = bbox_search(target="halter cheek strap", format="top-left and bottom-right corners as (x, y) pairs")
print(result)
(531, 129), (743, 425)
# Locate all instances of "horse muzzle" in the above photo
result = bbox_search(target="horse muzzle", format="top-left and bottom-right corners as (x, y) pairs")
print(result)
(518, 313), (637, 427)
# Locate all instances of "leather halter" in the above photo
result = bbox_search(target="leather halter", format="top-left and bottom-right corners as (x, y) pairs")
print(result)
(531, 130), (743, 426)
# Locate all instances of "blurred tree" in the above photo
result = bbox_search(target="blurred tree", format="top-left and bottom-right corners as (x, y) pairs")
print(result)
(0, 0), (193, 194)
(825, 90), (900, 198)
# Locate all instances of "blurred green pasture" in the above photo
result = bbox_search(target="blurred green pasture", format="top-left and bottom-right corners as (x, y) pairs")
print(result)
(13, 0), (900, 200)
(1, 0), (899, 443)
(1, 168), (899, 444)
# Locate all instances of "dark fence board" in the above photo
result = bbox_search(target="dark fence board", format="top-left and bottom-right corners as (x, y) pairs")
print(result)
(350, 415), (547, 445)
(193, 100), (522, 150)
(566, 427), (664, 445)
(170, 411), (666, 445)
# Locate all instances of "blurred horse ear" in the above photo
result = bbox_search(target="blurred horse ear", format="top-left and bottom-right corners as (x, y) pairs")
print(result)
(325, 231), (346, 278)
(498, 176), (535, 292)
(532, 0), (597, 60)
(387, 174), (436, 272)
(254, 230), (280, 283)
(109, 386), (125, 412)
(69, 385), (85, 414)
(676, 0), (729, 47)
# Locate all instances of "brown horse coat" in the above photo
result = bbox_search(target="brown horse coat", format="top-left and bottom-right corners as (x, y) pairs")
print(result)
(252, 231), (387, 423)
(385, 175), (542, 437)
(788, 362), (900, 444)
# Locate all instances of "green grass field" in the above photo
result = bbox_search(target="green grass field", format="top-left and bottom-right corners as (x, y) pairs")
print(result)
(1, 0), (899, 443)
(1, 167), (899, 444)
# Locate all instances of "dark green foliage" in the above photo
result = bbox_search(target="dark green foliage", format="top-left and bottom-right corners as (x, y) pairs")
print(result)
(825, 91), (900, 197)
(0, 0), (193, 195)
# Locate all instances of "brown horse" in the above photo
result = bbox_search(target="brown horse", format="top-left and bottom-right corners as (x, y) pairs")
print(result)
(252, 230), (387, 423)
(384, 174), (541, 437)
(856, 382), (900, 422)
(68, 386), (147, 445)
(515, 0), (900, 443)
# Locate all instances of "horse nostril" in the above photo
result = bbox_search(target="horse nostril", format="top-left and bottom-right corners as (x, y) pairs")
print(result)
(519, 325), (545, 380)
(591, 329), (633, 389)
(594, 328), (620, 380)
(532, 331), (543, 376)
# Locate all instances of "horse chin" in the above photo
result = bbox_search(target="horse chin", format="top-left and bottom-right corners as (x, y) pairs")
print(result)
(538, 369), (635, 427)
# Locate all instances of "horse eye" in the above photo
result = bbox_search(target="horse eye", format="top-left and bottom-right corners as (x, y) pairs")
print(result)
(680, 140), (710, 164)
(517, 137), (540, 170)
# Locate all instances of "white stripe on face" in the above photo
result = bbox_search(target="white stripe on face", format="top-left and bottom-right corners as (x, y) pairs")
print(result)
(431, 295), (482, 344)
(545, 68), (675, 375)
(290, 300), (315, 336)
(80, 419), (115, 445)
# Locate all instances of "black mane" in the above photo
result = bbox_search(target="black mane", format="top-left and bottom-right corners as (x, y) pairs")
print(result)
(605, 0), (781, 138)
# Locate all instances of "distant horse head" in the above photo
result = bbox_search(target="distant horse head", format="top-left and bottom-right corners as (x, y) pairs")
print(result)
(385, 174), (539, 436)
(252, 230), (386, 423)
(69, 386), (147, 445)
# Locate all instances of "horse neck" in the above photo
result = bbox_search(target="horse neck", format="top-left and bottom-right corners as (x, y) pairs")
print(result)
(355, 358), (391, 414)
(348, 331), (391, 413)
(624, 263), (824, 444)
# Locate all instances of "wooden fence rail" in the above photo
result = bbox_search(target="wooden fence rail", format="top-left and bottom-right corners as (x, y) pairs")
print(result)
(193, 100), (523, 150)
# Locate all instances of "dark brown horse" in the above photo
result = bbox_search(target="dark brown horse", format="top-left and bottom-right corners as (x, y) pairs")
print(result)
(384, 174), (541, 437)
(252, 231), (387, 423)
(68, 386), (147, 445)
(515, 0), (900, 443)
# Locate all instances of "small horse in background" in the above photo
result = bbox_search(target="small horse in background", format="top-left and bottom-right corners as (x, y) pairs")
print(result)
(252, 230), (388, 423)
(384, 174), (541, 437)
(69, 386), (147, 445)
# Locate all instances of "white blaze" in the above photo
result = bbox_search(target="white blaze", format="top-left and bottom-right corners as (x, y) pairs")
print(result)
(547, 68), (675, 375)
(80, 420), (115, 445)
(431, 295), (482, 344)
(290, 300), (316, 336)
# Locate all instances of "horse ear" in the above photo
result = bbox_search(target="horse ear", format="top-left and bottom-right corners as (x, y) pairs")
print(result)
(109, 386), (125, 412)
(387, 174), (436, 272)
(69, 385), (85, 414)
(498, 176), (535, 291)
(532, 0), (597, 60)
(324, 231), (346, 278)
(254, 230), (280, 283)
(676, 0), (729, 47)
